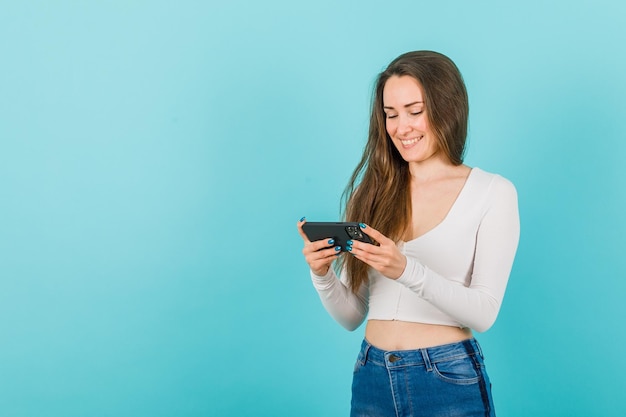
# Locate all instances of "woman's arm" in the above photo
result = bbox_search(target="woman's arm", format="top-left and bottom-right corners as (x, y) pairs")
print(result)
(348, 177), (520, 332)
(397, 177), (519, 332)
(297, 219), (369, 331)
(310, 266), (369, 331)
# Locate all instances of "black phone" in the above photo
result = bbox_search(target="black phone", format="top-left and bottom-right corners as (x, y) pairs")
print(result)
(302, 222), (374, 252)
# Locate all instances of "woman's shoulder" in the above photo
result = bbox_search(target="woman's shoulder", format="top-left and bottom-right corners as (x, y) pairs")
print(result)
(470, 167), (515, 188)
(468, 167), (517, 200)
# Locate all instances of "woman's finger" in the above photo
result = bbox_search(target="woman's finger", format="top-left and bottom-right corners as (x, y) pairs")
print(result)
(303, 237), (337, 254)
(296, 217), (311, 242)
(358, 223), (392, 245)
(347, 242), (380, 264)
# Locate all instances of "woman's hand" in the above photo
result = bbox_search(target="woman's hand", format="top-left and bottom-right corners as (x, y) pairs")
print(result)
(347, 223), (407, 280)
(297, 218), (341, 276)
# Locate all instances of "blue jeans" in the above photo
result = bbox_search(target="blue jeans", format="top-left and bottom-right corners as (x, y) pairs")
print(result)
(351, 338), (495, 417)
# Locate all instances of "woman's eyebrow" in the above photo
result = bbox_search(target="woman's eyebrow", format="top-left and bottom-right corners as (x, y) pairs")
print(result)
(383, 101), (424, 110)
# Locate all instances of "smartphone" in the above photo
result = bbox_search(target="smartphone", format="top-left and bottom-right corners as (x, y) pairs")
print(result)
(302, 222), (374, 252)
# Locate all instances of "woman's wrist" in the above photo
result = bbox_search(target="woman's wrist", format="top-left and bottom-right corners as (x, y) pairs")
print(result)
(389, 255), (408, 280)
(311, 266), (332, 278)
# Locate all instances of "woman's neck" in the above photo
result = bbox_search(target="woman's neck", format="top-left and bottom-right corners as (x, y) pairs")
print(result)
(407, 155), (460, 183)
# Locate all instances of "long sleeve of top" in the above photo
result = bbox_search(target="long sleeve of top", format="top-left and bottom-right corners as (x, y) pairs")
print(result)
(310, 168), (520, 333)
(310, 266), (369, 331)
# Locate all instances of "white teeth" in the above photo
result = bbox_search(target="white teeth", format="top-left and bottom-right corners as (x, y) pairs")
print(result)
(401, 136), (422, 145)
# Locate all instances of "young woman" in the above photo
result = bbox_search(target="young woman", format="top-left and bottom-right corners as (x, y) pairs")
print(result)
(297, 50), (519, 416)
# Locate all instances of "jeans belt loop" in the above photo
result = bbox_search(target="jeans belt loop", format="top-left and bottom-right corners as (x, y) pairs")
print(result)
(362, 341), (372, 365)
(474, 339), (484, 358)
(420, 348), (432, 372)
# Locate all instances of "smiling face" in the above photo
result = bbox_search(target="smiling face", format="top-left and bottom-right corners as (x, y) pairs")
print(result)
(382, 75), (440, 165)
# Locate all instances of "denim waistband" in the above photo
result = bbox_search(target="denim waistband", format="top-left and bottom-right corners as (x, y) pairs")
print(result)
(358, 338), (483, 369)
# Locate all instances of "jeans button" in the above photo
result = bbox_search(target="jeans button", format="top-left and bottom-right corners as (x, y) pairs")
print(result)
(388, 354), (400, 363)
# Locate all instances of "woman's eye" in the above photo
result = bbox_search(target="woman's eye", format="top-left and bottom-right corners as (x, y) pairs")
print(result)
(386, 114), (397, 119)
(411, 111), (423, 116)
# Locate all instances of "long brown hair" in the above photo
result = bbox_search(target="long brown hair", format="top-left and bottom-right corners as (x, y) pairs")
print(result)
(340, 50), (469, 292)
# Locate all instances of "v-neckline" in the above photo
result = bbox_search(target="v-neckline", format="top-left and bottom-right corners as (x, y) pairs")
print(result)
(402, 167), (477, 244)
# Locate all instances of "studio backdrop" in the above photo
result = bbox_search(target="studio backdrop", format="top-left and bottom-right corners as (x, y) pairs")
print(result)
(1, 1), (625, 416)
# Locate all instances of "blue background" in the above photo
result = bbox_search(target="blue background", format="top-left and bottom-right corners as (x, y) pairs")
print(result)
(2, 1), (625, 416)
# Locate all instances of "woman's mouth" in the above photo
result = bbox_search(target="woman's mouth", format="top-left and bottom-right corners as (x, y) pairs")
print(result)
(400, 136), (423, 147)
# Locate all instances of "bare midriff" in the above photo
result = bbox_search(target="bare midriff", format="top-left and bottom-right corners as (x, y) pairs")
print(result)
(365, 319), (473, 351)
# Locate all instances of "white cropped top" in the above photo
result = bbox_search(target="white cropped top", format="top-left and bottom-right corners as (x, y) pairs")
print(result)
(310, 168), (520, 333)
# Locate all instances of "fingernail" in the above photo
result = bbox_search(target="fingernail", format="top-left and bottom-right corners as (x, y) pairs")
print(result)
(328, 239), (334, 245)
(334, 246), (341, 251)
(359, 223), (366, 228)
(346, 240), (353, 245)
(299, 216), (306, 222)
(347, 245), (352, 251)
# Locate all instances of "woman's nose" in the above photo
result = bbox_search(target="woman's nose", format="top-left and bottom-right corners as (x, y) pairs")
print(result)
(397, 115), (412, 134)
